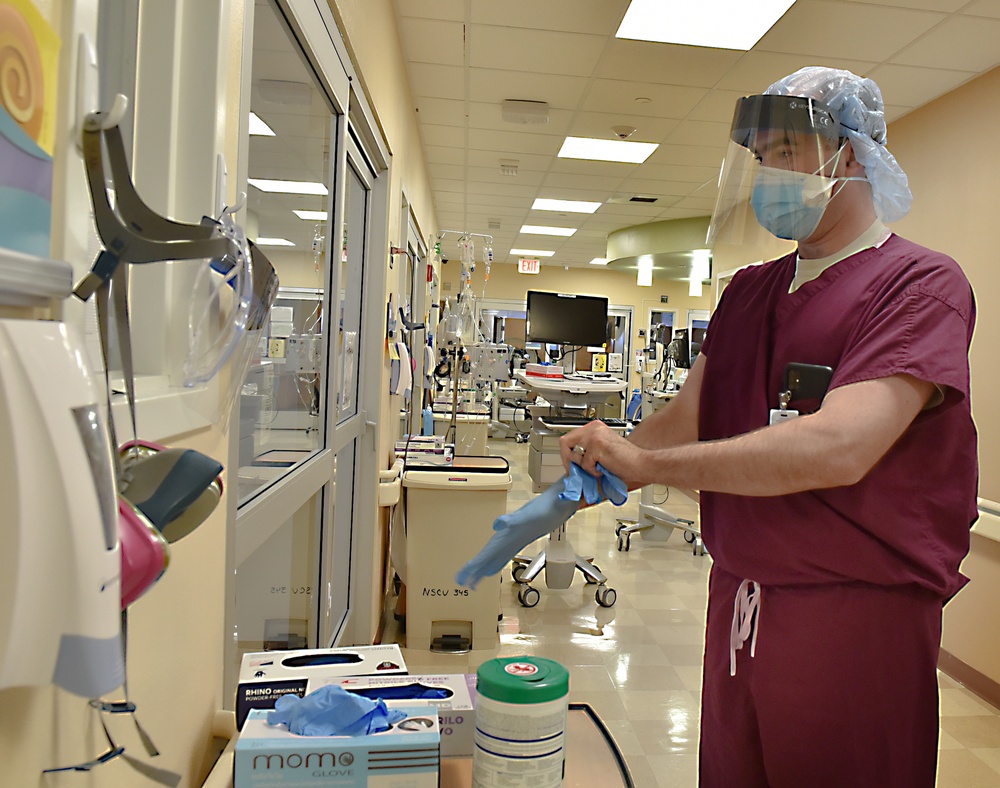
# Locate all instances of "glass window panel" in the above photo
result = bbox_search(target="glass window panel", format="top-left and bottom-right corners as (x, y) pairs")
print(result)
(234, 490), (323, 657)
(337, 164), (367, 421)
(238, 0), (335, 504)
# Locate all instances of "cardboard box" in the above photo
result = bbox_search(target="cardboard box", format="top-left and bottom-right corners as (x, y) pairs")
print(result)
(235, 707), (439, 788)
(237, 645), (408, 729)
(307, 674), (477, 757)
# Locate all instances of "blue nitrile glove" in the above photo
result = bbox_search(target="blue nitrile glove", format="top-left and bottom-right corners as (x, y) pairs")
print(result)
(267, 685), (407, 736)
(562, 462), (629, 507)
(563, 462), (602, 505)
(455, 476), (579, 589)
(596, 463), (629, 506)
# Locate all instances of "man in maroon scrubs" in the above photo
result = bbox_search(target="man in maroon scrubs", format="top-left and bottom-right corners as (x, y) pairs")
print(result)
(560, 67), (978, 787)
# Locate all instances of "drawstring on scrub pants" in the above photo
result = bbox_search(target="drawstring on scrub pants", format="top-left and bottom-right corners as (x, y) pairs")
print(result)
(730, 579), (762, 676)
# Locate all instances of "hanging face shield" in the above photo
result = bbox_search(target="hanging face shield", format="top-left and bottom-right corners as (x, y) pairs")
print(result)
(707, 94), (857, 245)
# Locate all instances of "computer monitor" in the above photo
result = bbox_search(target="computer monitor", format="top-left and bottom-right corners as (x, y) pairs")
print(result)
(525, 290), (609, 347)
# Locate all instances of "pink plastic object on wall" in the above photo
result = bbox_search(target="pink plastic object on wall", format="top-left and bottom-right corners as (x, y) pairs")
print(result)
(118, 497), (169, 609)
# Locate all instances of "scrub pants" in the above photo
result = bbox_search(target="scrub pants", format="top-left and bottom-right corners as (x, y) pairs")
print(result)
(699, 566), (943, 788)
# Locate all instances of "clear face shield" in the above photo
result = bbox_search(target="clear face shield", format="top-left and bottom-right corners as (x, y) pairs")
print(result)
(183, 214), (279, 425)
(707, 94), (848, 246)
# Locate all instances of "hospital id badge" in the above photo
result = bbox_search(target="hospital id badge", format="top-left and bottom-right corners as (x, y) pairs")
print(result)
(769, 390), (798, 425)
(769, 407), (799, 424)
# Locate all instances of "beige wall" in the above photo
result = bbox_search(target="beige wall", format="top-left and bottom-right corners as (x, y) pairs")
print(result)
(888, 65), (1000, 502)
(886, 65), (1000, 686)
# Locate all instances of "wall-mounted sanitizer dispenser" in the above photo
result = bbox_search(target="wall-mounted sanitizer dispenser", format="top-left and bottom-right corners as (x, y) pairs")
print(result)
(0, 250), (124, 697)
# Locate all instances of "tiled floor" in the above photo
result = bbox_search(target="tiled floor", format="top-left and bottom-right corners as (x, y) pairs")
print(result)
(385, 437), (1000, 787)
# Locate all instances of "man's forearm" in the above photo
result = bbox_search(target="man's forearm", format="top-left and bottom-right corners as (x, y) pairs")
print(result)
(624, 413), (860, 496)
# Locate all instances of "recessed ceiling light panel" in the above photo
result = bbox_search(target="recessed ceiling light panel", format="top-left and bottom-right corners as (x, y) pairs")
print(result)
(616, 0), (796, 51)
(248, 178), (329, 195)
(558, 136), (658, 164)
(510, 248), (555, 257)
(531, 198), (601, 214)
(520, 225), (577, 237)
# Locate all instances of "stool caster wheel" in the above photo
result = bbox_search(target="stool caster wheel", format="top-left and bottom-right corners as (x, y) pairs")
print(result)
(596, 586), (617, 607)
(518, 586), (540, 608)
(584, 566), (601, 584)
(511, 564), (527, 584)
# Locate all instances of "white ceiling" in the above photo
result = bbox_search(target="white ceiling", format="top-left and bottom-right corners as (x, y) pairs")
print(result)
(392, 0), (1000, 277)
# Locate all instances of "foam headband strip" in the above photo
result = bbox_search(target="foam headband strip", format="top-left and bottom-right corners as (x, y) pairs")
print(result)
(119, 441), (223, 543)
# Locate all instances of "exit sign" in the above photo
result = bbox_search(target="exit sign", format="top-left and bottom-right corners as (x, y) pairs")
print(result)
(518, 258), (540, 274)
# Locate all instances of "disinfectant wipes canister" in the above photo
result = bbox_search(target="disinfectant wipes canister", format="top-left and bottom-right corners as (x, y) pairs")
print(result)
(472, 657), (570, 787)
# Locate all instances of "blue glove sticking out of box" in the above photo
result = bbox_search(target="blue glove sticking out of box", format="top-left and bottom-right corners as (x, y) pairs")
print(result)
(267, 685), (407, 736)
(455, 463), (629, 589)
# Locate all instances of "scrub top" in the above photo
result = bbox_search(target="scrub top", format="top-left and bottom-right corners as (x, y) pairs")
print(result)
(698, 234), (978, 599)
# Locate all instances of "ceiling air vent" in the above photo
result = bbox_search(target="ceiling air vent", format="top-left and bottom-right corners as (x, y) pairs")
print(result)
(607, 192), (660, 205)
(499, 159), (519, 177)
(488, 219), (501, 230)
(500, 99), (549, 125)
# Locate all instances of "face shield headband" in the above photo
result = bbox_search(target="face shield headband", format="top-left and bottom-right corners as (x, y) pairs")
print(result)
(707, 94), (860, 246)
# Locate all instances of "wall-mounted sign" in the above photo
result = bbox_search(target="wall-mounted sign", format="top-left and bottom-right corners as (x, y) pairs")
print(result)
(518, 258), (540, 274)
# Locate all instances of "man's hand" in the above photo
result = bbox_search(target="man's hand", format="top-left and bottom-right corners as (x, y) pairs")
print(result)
(559, 421), (643, 481)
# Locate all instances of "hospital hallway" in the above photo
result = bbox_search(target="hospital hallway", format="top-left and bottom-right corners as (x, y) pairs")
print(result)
(385, 437), (1000, 787)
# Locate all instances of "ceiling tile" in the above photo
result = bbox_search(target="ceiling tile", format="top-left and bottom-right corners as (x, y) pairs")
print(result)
(631, 163), (721, 184)
(755, 1), (945, 62)
(665, 120), (732, 148)
(687, 89), (750, 124)
(424, 144), (465, 165)
(467, 101), (574, 135)
(420, 123), (467, 148)
(432, 178), (465, 194)
(866, 63), (978, 109)
(408, 63), (465, 99)
(466, 181), (540, 198)
(471, 0), (628, 35)
(414, 97), (466, 127)
(580, 79), (707, 119)
(612, 179), (700, 199)
(713, 51), (879, 94)
(466, 193), (533, 208)
(470, 25), (607, 77)
(542, 172), (630, 192)
(961, 0), (1000, 18)
(468, 68), (590, 110)
(393, 0), (466, 22)
(645, 144), (728, 168)
(566, 111), (680, 143)
(467, 149), (553, 171)
(595, 38), (743, 89)
(467, 128), (564, 156)
(427, 163), (466, 181)
(466, 165), (546, 187)
(840, 0), (966, 10)
(889, 16), (1000, 72)
(549, 158), (648, 179)
(397, 18), (465, 66)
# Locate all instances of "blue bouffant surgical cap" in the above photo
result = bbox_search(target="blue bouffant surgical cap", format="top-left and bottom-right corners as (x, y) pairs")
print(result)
(765, 66), (912, 223)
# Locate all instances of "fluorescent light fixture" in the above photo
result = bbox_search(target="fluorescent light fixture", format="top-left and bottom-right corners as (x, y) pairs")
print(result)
(255, 237), (295, 247)
(637, 255), (653, 287)
(689, 278), (704, 298)
(692, 249), (712, 281)
(532, 198), (602, 214)
(293, 210), (328, 221)
(249, 112), (275, 136)
(558, 136), (658, 164)
(510, 248), (555, 257)
(520, 225), (577, 237)
(589, 257), (609, 266)
(248, 178), (328, 196)
(616, 0), (796, 51)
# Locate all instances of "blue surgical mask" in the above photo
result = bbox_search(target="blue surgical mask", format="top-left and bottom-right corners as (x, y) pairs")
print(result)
(750, 166), (837, 241)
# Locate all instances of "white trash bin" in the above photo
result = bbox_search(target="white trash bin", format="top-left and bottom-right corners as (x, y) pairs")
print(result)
(403, 457), (511, 651)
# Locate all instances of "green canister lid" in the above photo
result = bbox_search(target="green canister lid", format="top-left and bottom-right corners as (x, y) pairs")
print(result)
(476, 657), (570, 704)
